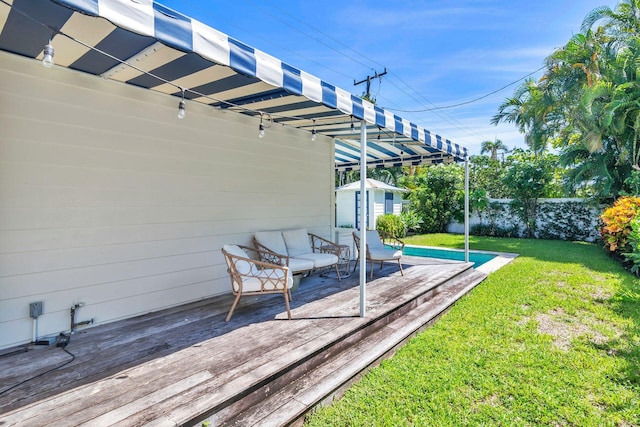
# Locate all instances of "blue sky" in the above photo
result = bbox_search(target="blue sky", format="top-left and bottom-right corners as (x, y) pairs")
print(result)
(160, 0), (616, 155)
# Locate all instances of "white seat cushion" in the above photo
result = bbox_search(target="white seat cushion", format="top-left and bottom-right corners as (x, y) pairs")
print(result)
(242, 269), (293, 292)
(222, 244), (253, 275)
(282, 228), (312, 257)
(255, 231), (288, 255)
(295, 252), (339, 268)
(287, 257), (315, 273)
(368, 248), (402, 261)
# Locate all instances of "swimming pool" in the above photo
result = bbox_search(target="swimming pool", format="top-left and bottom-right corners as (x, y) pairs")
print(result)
(402, 245), (497, 267)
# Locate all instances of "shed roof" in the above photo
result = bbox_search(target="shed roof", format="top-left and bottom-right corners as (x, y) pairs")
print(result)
(0, 0), (468, 170)
(336, 178), (408, 193)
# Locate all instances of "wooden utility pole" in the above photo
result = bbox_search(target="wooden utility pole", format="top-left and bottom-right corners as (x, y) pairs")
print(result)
(354, 67), (387, 99)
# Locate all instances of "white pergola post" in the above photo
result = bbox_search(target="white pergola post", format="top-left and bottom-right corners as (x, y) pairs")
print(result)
(359, 120), (367, 317)
(464, 157), (470, 262)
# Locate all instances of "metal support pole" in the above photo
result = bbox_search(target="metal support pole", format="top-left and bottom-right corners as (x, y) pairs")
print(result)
(464, 158), (470, 263)
(359, 120), (367, 317)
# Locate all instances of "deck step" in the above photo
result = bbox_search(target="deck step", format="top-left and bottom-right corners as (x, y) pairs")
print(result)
(205, 268), (487, 426)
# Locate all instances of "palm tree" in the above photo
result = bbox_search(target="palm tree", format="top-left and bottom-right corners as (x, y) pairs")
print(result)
(480, 139), (509, 161)
(494, 0), (640, 199)
(492, 79), (555, 153)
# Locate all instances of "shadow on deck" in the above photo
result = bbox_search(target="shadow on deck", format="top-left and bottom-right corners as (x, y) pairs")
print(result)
(0, 256), (487, 426)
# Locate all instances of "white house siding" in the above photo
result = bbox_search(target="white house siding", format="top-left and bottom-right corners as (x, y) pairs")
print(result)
(372, 190), (385, 226)
(393, 193), (403, 216)
(0, 52), (335, 349)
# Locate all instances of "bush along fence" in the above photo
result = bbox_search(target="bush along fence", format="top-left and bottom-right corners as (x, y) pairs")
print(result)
(448, 198), (602, 242)
(600, 196), (640, 276)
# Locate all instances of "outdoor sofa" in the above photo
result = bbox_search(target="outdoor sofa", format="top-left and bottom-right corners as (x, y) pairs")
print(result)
(253, 228), (342, 280)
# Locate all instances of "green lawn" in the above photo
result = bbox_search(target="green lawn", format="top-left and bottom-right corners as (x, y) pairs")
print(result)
(305, 234), (640, 426)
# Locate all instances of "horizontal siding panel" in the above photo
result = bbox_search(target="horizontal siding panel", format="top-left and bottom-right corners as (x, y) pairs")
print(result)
(0, 236), (217, 277)
(0, 213), (331, 254)
(1, 265), (222, 322)
(1, 252), (217, 299)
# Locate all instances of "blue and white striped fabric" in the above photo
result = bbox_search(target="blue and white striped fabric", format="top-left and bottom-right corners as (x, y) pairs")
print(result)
(1, 0), (468, 166)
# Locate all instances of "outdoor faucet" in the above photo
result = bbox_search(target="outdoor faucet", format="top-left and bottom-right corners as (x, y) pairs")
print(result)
(70, 303), (94, 333)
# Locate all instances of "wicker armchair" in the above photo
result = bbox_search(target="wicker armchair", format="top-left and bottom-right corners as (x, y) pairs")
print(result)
(352, 230), (404, 279)
(221, 244), (293, 321)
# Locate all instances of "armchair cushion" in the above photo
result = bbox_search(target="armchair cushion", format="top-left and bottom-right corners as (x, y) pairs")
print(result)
(369, 248), (403, 261)
(282, 228), (312, 257)
(366, 230), (387, 250)
(255, 231), (288, 256)
(242, 269), (293, 292)
(221, 244), (254, 275)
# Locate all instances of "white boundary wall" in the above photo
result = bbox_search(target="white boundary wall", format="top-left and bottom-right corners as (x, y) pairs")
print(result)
(0, 52), (335, 349)
(448, 198), (601, 242)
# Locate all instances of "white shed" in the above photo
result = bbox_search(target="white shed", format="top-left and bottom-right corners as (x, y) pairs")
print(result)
(336, 179), (407, 230)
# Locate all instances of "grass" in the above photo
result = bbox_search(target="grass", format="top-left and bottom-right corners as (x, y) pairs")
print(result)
(305, 234), (640, 426)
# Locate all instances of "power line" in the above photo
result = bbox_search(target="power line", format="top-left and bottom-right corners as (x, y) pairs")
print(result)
(232, 0), (479, 136)
(390, 65), (547, 113)
(181, 0), (358, 82)
(239, 0), (496, 140)
(181, 0), (541, 142)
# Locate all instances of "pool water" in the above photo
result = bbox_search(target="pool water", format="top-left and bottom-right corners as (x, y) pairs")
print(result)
(402, 246), (496, 267)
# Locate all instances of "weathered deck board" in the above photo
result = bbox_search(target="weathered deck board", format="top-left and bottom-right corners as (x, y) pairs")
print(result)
(0, 257), (485, 426)
(221, 269), (487, 426)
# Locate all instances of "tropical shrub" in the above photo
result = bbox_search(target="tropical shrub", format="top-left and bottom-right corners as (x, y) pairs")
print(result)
(623, 214), (640, 276)
(401, 164), (464, 233)
(471, 223), (520, 238)
(503, 150), (559, 237)
(399, 209), (423, 234)
(600, 196), (640, 254)
(376, 214), (405, 239)
(620, 170), (640, 197)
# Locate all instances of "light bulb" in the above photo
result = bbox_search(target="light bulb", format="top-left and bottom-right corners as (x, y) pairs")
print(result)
(177, 100), (186, 119)
(42, 42), (54, 68)
(350, 122), (355, 133)
(311, 129), (317, 141)
(259, 123), (265, 138)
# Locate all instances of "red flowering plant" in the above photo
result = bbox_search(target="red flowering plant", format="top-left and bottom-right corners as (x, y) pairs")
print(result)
(600, 196), (640, 254)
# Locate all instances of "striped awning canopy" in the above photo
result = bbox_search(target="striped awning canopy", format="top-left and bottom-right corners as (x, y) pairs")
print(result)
(0, 0), (468, 170)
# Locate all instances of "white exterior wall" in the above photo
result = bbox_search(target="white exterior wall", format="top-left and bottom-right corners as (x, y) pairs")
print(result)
(0, 52), (335, 349)
(335, 191), (355, 228)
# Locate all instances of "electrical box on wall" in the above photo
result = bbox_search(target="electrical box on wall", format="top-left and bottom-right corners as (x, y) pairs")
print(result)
(29, 301), (43, 318)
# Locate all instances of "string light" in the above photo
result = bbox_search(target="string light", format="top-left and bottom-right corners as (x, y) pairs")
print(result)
(42, 39), (54, 68)
(177, 88), (186, 119)
(258, 114), (265, 138)
(311, 119), (317, 141)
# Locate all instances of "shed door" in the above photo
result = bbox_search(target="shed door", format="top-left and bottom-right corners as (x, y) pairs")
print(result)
(355, 191), (370, 229)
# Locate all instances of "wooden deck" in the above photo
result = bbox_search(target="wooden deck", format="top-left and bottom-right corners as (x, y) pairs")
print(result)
(0, 256), (486, 426)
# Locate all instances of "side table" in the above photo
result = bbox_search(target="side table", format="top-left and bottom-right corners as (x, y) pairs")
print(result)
(320, 244), (351, 278)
